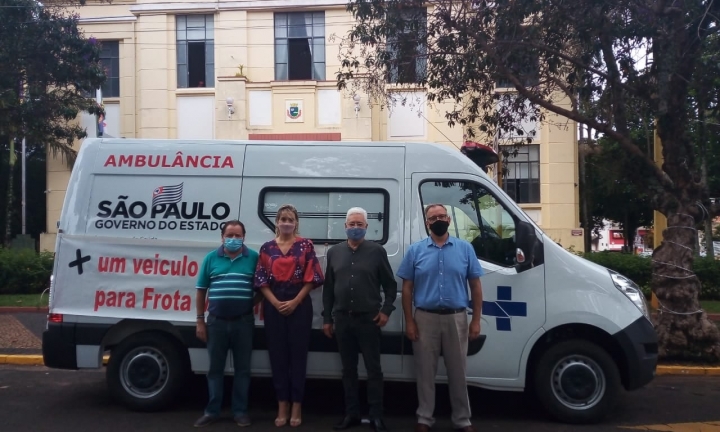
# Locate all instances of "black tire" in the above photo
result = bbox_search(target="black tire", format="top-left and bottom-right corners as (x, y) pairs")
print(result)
(106, 331), (187, 412)
(533, 339), (621, 424)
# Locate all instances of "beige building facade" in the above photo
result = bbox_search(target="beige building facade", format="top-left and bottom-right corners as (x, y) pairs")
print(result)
(42, 0), (582, 252)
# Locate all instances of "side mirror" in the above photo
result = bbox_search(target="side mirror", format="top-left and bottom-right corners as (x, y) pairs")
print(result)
(515, 220), (538, 271)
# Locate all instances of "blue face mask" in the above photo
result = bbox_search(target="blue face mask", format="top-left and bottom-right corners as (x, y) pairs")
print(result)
(224, 238), (243, 252)
(346, 227), (367, 241)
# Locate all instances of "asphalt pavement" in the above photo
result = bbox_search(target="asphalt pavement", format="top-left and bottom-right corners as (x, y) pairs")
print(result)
(1, 365), (720, 432)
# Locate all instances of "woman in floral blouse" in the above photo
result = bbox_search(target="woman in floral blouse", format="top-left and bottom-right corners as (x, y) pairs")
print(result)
(254, 204), (324, 428)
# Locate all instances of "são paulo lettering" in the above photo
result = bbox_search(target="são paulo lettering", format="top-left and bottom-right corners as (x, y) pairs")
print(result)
(97, 197), (230, 220)
(95, 195), (230, 231)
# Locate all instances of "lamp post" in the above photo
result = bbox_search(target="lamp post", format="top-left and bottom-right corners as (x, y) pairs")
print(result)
(21, 136), (25, 235)
(20, 81), (27, 235)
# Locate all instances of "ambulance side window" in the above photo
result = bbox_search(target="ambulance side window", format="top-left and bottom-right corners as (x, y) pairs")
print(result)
(419, 181), (517, 267)
(259, 187), (390, 244)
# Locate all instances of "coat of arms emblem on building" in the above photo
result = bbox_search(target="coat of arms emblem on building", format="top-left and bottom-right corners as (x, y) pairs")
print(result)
(285, 100), (304, 122)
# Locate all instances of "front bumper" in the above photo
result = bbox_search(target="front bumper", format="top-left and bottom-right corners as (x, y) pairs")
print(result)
(613, 316), (658, 390)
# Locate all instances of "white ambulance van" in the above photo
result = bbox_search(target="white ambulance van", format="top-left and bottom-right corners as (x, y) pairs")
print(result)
(42, 139), (657, 424)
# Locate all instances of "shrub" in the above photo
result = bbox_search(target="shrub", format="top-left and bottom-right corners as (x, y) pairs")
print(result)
(581, 251), (652, 288)
(694, 257), (720, 301)
(0, 248), (54, 295)
(580, 251), (720, 301)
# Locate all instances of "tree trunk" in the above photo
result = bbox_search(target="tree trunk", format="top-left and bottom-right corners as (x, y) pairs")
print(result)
(625, 217), (638, 254)
(623, 211), (631, 253)
(4, 137), (16, 246)
(652, 210), (720, 361)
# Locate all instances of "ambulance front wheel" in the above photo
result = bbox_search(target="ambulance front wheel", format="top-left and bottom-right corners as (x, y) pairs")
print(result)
(533, 339), (621, 424)
(107, 332), (188, 412)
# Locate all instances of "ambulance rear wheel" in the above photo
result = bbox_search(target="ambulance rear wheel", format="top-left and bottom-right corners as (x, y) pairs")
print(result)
(107, 332), (187, 412)
(533, 339), (620, 424)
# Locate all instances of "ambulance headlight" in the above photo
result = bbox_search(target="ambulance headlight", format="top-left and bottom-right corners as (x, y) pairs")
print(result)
(609, 270), (650, 320)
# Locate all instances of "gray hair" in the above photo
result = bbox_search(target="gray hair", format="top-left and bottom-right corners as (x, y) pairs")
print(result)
(346, 207), (368, 223)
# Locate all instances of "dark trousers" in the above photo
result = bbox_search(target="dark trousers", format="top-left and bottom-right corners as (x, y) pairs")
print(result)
(263, 296), (313, 403)
(334, 312), (384, 420)
(205, 313), (254, 417)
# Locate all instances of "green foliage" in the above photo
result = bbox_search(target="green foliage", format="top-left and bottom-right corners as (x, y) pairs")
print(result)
(0, 248), (53, 295)
(0, 0), (107, 163)
(693, 257), (720, 301)
(337, 0), (720, 212)
(0, 143), (47, 241)
(583, 135), (654, 244)
(582, 252), (720, 301)
(581, 251), (652, 290)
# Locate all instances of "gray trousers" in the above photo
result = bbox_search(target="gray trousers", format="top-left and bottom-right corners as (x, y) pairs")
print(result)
(413, 309), (471, 428)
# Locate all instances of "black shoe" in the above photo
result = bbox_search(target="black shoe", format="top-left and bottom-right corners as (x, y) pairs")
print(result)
(193, 415), (217, 427)
(234, 414), (252, 427)
(334, 416), (362, 430)
(370, 418), (388, 431)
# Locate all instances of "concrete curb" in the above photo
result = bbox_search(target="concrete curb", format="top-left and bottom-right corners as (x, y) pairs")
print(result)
(0, 355), (109, 366)
(0, 355), (718, 376)
(656, 365), (720, 376)
(651, 312), (720, 321)
(0, 307), (48, 313)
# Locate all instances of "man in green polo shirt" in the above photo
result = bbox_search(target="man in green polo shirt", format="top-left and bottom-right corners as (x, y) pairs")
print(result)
(194, 220), (260, 428)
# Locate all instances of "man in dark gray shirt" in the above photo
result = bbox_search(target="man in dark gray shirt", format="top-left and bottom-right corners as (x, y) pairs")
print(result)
(323, 207), (397, 432)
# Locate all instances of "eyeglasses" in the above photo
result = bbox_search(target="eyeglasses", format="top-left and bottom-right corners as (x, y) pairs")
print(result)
(427, 215), (449, 222)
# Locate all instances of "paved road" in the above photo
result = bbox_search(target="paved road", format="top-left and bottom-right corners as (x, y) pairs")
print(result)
(1, 365), (720, 431)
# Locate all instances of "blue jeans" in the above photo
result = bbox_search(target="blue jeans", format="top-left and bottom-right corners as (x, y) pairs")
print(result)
(205, 313), (254, 417)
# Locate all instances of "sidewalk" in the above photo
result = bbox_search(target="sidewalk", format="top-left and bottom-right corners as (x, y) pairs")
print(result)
(2, 309), (720, 375)
(0, 310), (44, 365)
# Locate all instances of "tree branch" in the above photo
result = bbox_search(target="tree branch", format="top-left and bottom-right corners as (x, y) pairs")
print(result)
(501, 67), (673, 191)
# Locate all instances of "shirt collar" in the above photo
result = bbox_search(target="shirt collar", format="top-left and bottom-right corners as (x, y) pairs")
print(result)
(424, 236), (455, 247)
(216, 245), (249, 258)
(345, 239), (365, 250)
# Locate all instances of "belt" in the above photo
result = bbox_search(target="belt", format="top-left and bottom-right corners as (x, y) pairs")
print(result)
(335, 310), (375, 317)
(416, 307), (466, 315)
(210, 312), (253, 321)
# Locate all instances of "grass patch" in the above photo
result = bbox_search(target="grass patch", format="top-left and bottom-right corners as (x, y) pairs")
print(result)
(0, 293), (49, 308)
(701, 300), (720, 314)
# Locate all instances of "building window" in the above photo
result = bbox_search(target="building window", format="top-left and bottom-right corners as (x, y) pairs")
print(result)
(387, 7), (427, 84)
(501, 144), (540, 204)
(176, 15), (214, 88)
(274, 12), (325, 81)
(495, 50), (540, 88)
(99, 41), (120, 98)
(419, 180), (518, 267)
(259, 187), (389, 243)
(494, 25), (539, 88)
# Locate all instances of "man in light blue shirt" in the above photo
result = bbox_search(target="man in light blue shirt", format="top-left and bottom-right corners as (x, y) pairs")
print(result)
(397, 204), (483, 432)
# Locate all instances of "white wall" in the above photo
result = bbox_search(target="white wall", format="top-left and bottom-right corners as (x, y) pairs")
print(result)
(177, 96), (215, 139)
(104, 103), (121, 138)
(387, 92), (426, 139)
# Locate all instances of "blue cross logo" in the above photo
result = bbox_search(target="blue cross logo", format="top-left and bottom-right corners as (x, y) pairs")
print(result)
(482, 286), (527, 331)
